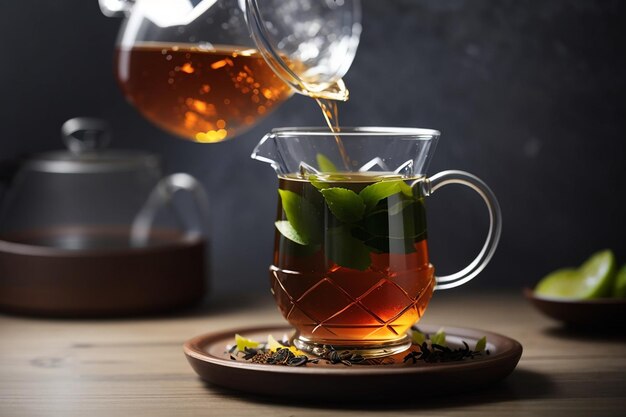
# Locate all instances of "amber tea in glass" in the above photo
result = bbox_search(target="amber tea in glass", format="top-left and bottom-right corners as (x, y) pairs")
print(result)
(272, 173), (435, 345)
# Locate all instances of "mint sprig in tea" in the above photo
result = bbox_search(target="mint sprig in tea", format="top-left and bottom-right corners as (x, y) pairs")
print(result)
(271, 168), (435, 344)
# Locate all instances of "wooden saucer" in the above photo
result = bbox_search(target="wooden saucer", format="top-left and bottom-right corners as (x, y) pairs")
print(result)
(184, 324), (523, 400)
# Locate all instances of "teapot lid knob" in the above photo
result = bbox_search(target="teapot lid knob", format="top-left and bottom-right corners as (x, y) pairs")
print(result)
(61, 117), (112, 155)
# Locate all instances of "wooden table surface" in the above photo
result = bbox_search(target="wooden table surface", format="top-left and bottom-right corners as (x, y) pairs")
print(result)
(1, 292), (624, 417)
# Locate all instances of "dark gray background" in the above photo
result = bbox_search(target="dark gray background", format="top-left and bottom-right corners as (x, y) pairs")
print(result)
(1, 1), (624, 295)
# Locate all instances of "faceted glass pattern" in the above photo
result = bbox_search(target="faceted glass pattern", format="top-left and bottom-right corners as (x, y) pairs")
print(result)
(270, 246), (435, 344)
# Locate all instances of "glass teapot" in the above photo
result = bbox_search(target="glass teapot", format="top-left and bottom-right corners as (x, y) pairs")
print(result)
(0, 117), (209, 250)
(100, 0), (362, 142)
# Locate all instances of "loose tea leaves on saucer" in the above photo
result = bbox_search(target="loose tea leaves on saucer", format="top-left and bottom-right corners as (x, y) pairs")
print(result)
(227, 334), (368, 367)
(226, 330), (489, 367)
(227, 334), (314, 367)
(404, 327), (489, 364)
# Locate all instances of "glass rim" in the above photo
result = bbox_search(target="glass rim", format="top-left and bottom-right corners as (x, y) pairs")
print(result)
(270, 126), (441, 138)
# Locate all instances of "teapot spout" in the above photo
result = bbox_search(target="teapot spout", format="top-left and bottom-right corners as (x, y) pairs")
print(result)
(251, 133), (281, 173)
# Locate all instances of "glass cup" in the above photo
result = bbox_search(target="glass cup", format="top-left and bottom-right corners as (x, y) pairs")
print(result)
(252, 127), (502, 358)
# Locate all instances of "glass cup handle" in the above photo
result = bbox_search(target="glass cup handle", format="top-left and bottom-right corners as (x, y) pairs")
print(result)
(417, 170), (502, 290)
(130, 173), (210, 247)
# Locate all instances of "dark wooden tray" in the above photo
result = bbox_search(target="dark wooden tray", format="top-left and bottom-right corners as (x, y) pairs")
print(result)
(0, 229), (206, 317)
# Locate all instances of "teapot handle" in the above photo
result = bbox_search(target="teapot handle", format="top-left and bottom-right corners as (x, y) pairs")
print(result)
(415, 170), (502, 290)
(130, 173), (210, 247)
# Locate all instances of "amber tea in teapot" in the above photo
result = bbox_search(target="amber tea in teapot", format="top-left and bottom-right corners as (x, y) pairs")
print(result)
(115, 42), (293, 142)
(103, 0), (361, 142)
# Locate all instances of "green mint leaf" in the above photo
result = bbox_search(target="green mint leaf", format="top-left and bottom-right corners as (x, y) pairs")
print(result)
(275, 220), (308, 245)
(325, 226), (371, 271)
(316, 153), (338, 173)
(277, 232), (321, 258)
(399, 181), (414, 197)
(278, 189), (321, 244)
(411, 329), (426, 345)
(355, 193), (427, 254)
(356, 223), (419, 255)
(388, 194), (419, 240)
(309, 176), (332, 190)
(309, 173), (350, 190)
(431, 329), (447, 347)
(351, 227), (390, 254)
(320, 187), (365, 223)
(361, 211), (389, 237)
(363, 199), (421, 239)
(475, 336), (487, 352)
(359, 180), (406, 212)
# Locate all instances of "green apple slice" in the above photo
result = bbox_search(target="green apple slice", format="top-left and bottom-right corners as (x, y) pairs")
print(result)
(535, 250), (616, 299)
(613, 264), (626, 298)
(535, 268), (585, 299)
(578, 249), (616, 298)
